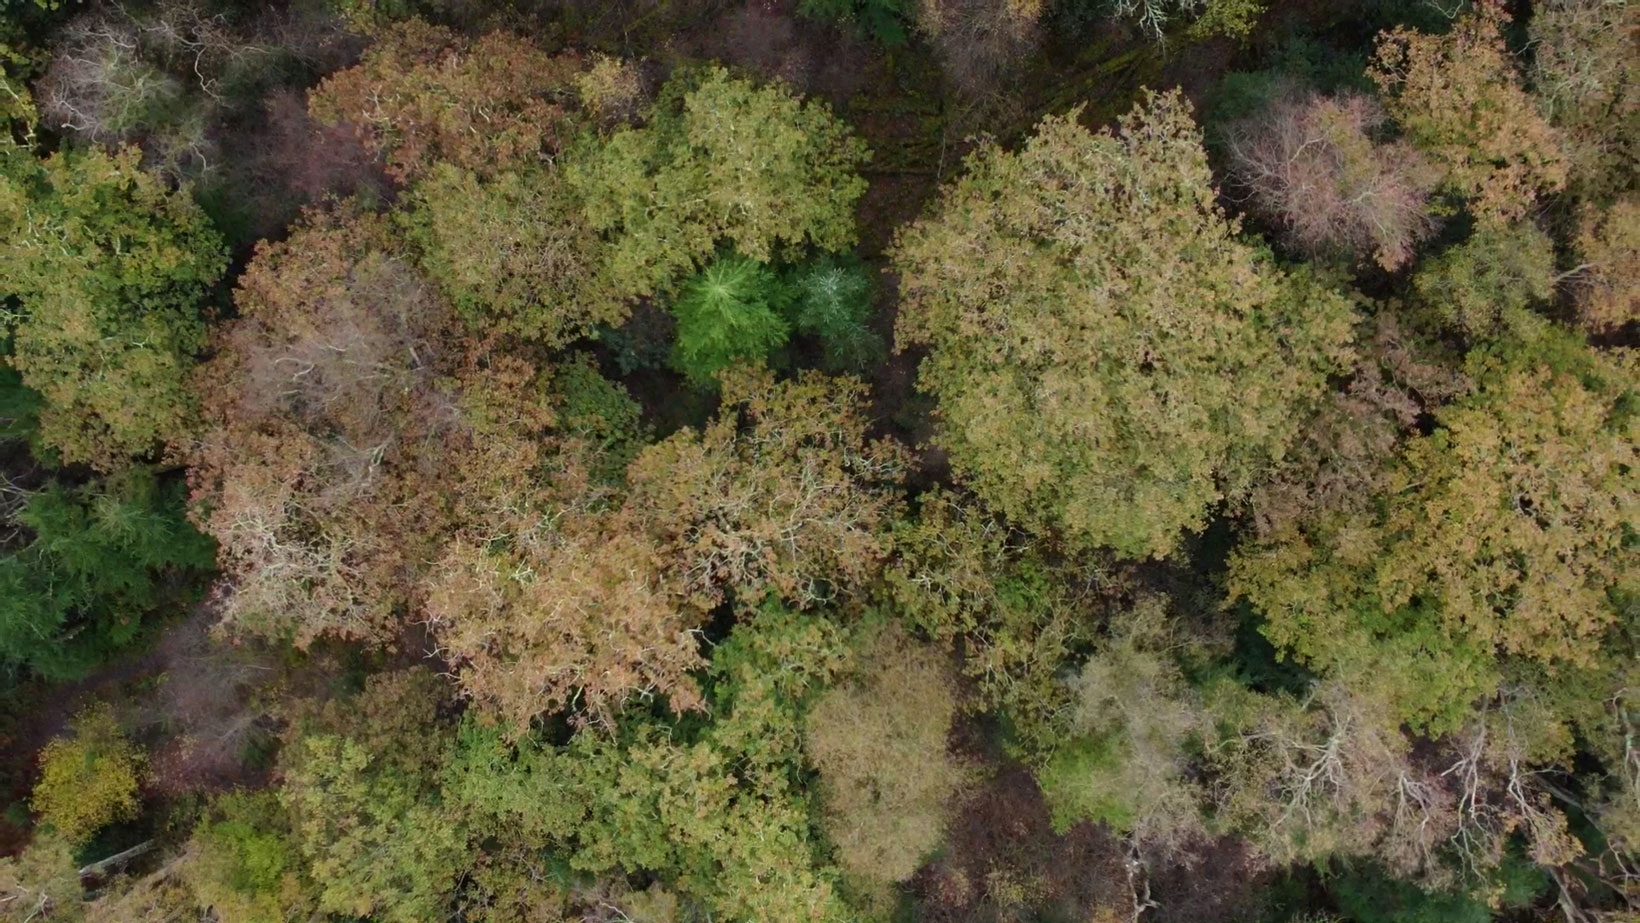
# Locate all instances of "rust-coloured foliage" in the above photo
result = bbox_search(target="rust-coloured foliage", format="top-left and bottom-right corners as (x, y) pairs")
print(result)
(308, 21), (584, 183)
(1369, 7), (1567, 223)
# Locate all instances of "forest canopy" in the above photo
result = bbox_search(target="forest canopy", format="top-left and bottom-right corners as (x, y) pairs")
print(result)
(0, 1), (1634, 923)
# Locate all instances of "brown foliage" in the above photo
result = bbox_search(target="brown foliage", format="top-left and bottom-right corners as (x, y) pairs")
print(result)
(805, 629), (970, 883)
(421, 365), (906, 730)
(423, 512), (706, 731)
(1369, 6), (1567, 222)
(624, 365), (909, 609)
(308, 20), (584, 183)
(1572, 197), (1640, 333)
(1227, 90), (1439, 269)
(911, 767), (1130, 923)
(915, 0), (1043, 97)
(190, 206), (518, 647)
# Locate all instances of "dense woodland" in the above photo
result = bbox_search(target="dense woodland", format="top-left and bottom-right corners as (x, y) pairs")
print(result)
(0, 0), (1634, 920)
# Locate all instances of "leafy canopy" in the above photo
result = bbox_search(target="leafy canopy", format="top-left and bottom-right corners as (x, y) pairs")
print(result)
(308, 21), (583, 183)
(1369, 8), (1567, 223)
(569, 66), (869, 297)
(892, 89), (1356, 557)
(1231, 330), (1638, 731)
(31, 705), (146, 846)
(0, 144), (225, 468)
(402, 164), (623, 345)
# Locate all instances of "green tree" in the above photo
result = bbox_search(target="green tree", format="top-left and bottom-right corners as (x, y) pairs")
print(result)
(278, 669), (469, 923)
(402, 164), (623, 345)
(879, 489), (1097, 758)
(668, 252), (791, 385)
(798, 0), (910, 44)
(568, 67), (869, 297)
(447, 602), (858, 923)
(891, 90), (1356, 557)
(1038, 596), (1205, 848)
(0, 145), (225, 468)
(1230, 329), (1637, 732)
(183, 791), (317, 923)
(549, 353), (651, 485)
(0, 466), (215, 681)
(1410, 221), (1556, 341)
(31, 705), (145, 846)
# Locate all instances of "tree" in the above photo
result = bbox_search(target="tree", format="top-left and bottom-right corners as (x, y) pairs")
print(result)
(423, 512), (707, 731)
(0, 144), (225, 468)
(190, 206), (447, 646)
(1410, 221), (1556, 341)
(879, 488), (1098, 758)
(805, 627), (970, 883)
(278, 669), (469, 923)
(1230, 329), (1637, 732)
(568, 67), (869, 297)
(1528, 0), (1638, 201)
(426, 363), (901, 731)
(891, 90), (1356, 557)
(1038, 596), (1205, 850)
(912, 0), (1041, 95)
(0, 833), (81, 923)
(1202, 679), (1442, 871)
(1108, 0), (1265, 41)
(1368, 7), (1567, 223)
(1226, 90), (1438, 269)
(182, 791), (317, 923)
(0, 466), (215, 681)
(31, 705), (145, 845)
(575, 603), (855, 922)
(574, 54), (645, 125)
(192, 205), (560, 650)
(308, 21), (583, 183)
(402, 164), (623, 344)
(668, 252), (791, 385)
(445, 602), (859, 923)
(784, 253), (884, 373)
(548, 353), (651, 486)
(798, 0), (911, 44)
(1570, 196), (1639, 333)
(624, 365), (907, 610)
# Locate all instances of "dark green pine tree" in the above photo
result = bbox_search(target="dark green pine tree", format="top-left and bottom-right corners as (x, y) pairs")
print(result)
(0, 466), (216, 681)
